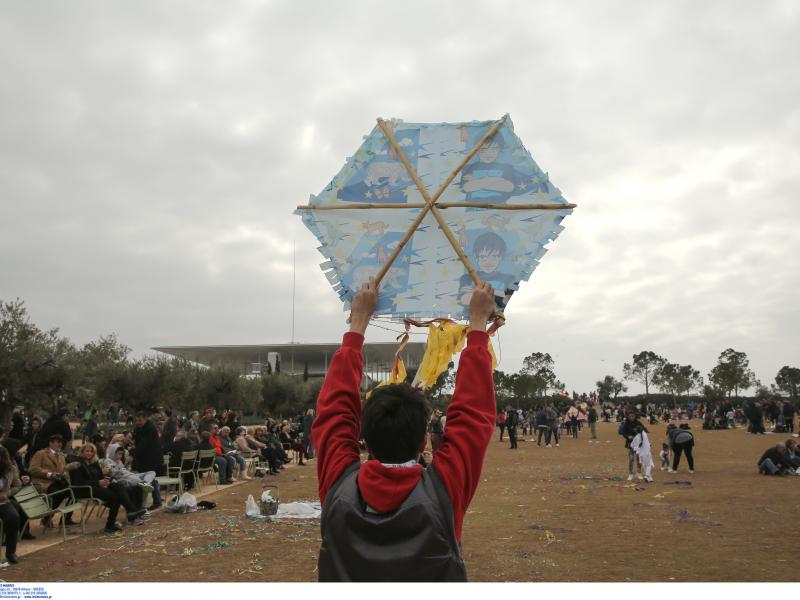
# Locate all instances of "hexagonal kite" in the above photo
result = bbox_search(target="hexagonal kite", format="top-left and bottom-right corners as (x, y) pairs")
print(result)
(295, 115), (575, 321)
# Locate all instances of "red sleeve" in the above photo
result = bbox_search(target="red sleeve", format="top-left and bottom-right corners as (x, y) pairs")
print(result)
(312, 332), (364, 505)
(432, 330), (495, 542)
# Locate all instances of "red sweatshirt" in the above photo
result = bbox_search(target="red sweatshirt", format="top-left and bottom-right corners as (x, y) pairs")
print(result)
(313, 330), (495, 542)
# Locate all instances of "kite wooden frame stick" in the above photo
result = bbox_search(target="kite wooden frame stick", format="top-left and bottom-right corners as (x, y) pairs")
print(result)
(296, 202), (577, 210)
(372, 115), (508, 286)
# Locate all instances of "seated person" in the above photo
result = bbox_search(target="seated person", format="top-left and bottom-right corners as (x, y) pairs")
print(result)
(198, 431), (234, 484)
(0, 446), (23, 563)
(69, 443), (145, 532)
(103, 446), (155, 514)
(757, 444), (797, 475)
(784, 439), (800, 468)
(28, 434), (80, 527)
(251, 427), (282, 475)
(280, 423), (307, 465)
(219, 426), (250, 480)
(234, 427), (259, 459)
(166, 431), (197, 489)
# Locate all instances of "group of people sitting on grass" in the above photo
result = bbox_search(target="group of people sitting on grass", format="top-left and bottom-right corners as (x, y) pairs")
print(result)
(757, 438), (800, 476)
(0, 406), (316, 566)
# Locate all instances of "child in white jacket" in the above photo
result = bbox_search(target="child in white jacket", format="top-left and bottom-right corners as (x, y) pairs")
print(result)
(631, 427), (654, 482)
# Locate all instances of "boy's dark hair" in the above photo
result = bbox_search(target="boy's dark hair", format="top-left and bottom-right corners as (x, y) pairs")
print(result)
(362, 383), (431, 463)
(472, 232), (506, 259)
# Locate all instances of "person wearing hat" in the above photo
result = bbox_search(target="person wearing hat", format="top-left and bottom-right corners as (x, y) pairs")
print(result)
(28, 434), (79, 526)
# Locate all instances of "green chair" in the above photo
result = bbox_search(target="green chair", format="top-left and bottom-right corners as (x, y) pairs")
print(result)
(194, 449), (219, 491)
(15, 484), (85, 542)
(155, 454), (183, 495)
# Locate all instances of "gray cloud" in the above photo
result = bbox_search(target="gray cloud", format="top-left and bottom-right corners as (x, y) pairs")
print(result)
(1, 0), (798, 394)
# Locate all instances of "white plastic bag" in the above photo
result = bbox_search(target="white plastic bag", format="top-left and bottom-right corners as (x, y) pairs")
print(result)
(245, 494), (260, 517)
(165, 492), (198, 514)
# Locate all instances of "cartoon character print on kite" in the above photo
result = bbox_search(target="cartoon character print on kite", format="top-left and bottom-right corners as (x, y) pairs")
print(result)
(458, 230), (519, 310)
(459, 129), (526, 207)
(336, 128), (422, 204)
(340, 230), (416, 313)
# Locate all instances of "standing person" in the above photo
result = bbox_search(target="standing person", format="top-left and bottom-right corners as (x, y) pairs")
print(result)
(21, 416), (42, 468)
(505, 405), (519, 449)
(587, 405), (598, 440)
(9, 409), (25, 441)
(183, 411), (200, 434)
(83, 409), (99, 444)
(496, 410), (506, 442)
(131, 413), (165, 509)
(313, 278), (496, 581)
(667, 423), (695, 474)
(33, 409), (73, 455)
(0, 446), (22, 564)
(160, 409), (178, 451)
(619, 411), (648, 481)
(429, 409), (444, 452)
(535, 406), (549, 446)
(630, 426), (654, 482)
(567, 404), (579, 439)
(546, 405), (560, 448)
(303, 410), (315, 460)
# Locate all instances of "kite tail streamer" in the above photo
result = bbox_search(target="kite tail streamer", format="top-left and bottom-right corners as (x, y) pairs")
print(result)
(404, 317), (505, 390)
(366, 331), (409, 399)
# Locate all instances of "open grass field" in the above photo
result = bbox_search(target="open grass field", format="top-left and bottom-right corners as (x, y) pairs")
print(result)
(5, 420), (797, 582)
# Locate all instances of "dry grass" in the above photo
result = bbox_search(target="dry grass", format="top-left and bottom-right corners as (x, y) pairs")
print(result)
(6, 421), (796, 582)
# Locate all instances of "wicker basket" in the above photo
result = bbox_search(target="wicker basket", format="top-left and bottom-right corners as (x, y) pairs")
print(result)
(260, 484), (279, 516)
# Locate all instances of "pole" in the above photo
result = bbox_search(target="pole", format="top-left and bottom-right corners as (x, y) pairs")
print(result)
(291, 240), (296, 344)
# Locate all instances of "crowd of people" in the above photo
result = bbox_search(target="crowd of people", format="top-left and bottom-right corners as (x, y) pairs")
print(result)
(0, 405), (316, 566)
(490, 396), (800, 483)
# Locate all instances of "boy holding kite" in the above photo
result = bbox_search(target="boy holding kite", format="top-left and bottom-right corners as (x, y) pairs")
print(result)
(312, 277), (497, 581)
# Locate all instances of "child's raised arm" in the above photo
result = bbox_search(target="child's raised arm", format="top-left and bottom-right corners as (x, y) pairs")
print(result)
(432, 281), (498, 541)
(313, 279), (377, 504)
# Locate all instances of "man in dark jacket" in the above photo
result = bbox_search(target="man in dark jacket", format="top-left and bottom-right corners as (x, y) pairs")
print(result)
(132, 412), (166, 509)
(9, 409), (25, 441)
(33, 409), (73, 454)
(160, 409), (178, 451)
(505, 406), (519, 449)
(757, 444), (796, 475)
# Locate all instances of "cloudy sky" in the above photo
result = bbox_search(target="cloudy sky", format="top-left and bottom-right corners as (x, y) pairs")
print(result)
(1, 0), (798, 393)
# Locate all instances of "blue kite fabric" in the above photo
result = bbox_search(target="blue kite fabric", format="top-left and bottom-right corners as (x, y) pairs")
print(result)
(295, 115), (574, 320)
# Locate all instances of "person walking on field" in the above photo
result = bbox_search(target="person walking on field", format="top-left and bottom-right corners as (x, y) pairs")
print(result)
(535, 406), (549, 446)
(567, 404), (579, 439)
(587, 405), (598, 439)
(505, 406), (519, 449)
(546, 405), (560, 447)
(496, 410), (506, 442)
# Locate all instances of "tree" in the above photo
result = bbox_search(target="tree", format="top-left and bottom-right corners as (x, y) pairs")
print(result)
(775, 366), (800, 398)
(520, 352), (560, 398)
(596, 375), (627, 401)
(622, 351), (666, 400)
(653, 362), (702, 406)
(0, 299), (75, 427)
(708, 348), (755, 398)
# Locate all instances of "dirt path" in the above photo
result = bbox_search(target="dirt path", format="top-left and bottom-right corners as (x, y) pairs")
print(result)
(5, 422), (797, 582)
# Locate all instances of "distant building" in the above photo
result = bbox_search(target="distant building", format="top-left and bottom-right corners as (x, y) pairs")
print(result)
(153, 341), (426, 389)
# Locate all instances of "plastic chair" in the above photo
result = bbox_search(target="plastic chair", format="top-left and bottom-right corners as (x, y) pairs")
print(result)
(194, 449), (219, 491)
(16, 484), (85, 541)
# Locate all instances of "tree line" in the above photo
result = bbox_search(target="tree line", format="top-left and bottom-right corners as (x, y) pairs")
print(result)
(597, 349), (800, 406)
(0, 299), (322, 429)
